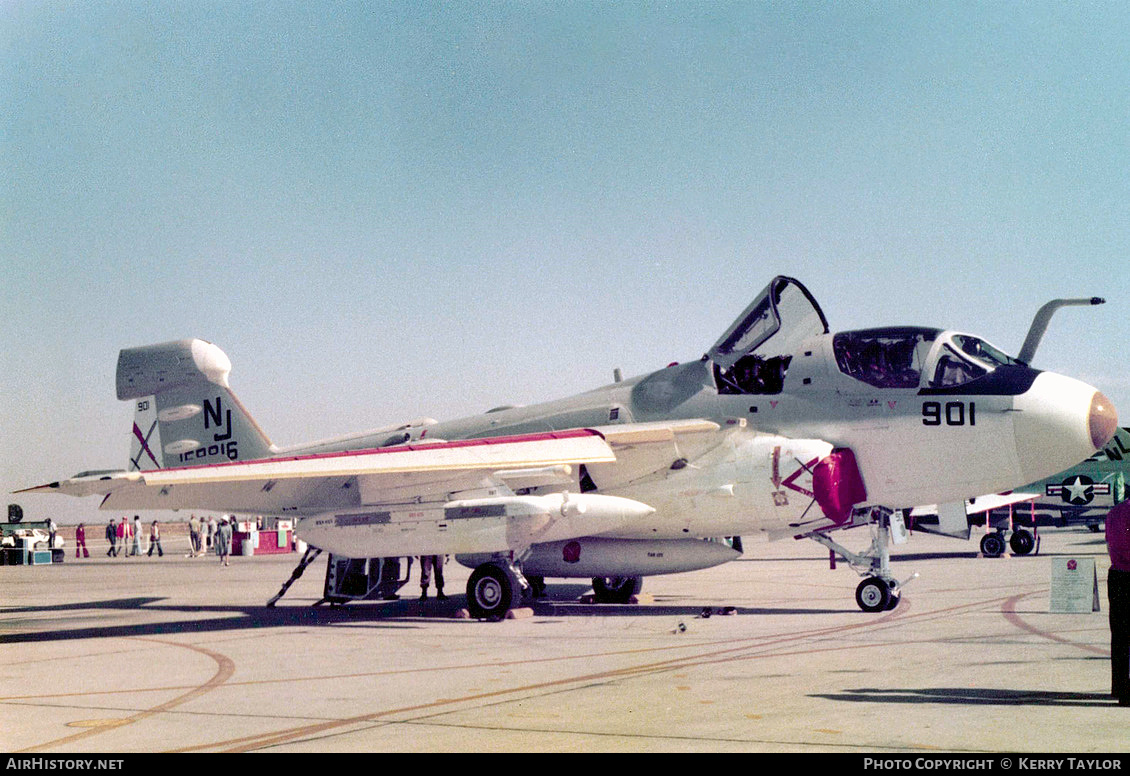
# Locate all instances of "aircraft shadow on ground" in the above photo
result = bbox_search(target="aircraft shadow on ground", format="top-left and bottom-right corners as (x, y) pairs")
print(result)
(0, 597), (165, 614)
(0, 592), (844, 643)
(813, 687), (1119, 708)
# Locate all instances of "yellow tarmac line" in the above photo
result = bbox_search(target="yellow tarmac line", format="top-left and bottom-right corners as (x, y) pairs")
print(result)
(14, 637), (235, 753)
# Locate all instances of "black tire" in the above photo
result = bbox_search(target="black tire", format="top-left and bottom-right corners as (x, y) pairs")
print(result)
(591, 576), (643, 604)
(466, 563), (517, 620)
(1009, 529), (1035, 556)
(855, 576), (891, 613)
(980, 532), (1006, 558)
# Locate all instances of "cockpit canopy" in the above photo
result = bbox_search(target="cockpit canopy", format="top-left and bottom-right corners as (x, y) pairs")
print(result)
(709, 276), (829, 395)
(708, 276), (829, 369)
(706, 276), (1022, 395)
(834, 328), (1020, 390)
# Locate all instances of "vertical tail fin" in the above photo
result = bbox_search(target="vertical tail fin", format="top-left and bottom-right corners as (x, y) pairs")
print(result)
(117, 339), (273, 470)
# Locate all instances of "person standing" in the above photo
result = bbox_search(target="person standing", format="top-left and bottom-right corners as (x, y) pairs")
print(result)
(106, 519), (118, 557)
(75, 523), (89, 558)
(188, 514), (201, 557)
(419, 555), (446, 600)
(46, 517), (57, 551)
(1107, 498), (1130, 706)
(148, 520), (164, 557)
(206, 516), (217, 551)
(118, 517), (128, 558)
(216, 517), (232, 567)
(131, 516), (143, 557)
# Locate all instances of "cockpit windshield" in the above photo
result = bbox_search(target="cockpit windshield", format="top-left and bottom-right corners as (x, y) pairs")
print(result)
(952, 335), (1018, 369)
(835, 329), (1019, 390)
(929, 335), (1018, 388)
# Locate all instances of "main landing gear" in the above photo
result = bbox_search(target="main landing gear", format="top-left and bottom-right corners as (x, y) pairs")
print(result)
(466, 558), (529, 620)
(805, 507), (914, 613)
(268, 548), (534, 620)
(466, 566), (647, 617)
(591, 576), (643, 604)
(979, 528), (1037, 558)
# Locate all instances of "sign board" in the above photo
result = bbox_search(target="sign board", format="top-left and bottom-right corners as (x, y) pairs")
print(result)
(1049, 557), (1100, 613)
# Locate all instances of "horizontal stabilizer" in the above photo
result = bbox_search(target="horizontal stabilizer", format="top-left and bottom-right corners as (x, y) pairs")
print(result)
(16, 470), (138, 498)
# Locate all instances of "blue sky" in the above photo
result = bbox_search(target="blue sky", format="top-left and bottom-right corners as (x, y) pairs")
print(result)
(3, 2), (1128, 523)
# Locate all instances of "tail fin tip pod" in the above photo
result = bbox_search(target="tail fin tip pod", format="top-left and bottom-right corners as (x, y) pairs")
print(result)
(118, 339), (273, 471)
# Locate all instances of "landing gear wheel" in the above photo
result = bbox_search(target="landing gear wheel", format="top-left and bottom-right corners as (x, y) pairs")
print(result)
(591, 576), (643, 604)
(980, 532), (1006, 558)
(466, 563), (518, 620)
(855, 576), (892, 613)
(1009, 529), (1035, 556)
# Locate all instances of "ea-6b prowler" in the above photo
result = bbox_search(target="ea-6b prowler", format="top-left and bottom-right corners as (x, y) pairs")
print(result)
(23, 277), (1117, 617)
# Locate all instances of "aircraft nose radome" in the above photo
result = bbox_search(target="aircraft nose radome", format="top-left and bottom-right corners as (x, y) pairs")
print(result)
(1090, 391), (1118, 450)
(1013, 373), (1112, 483)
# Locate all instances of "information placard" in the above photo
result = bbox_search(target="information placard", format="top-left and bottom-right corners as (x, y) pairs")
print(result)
(1049, 557), (1100, 613)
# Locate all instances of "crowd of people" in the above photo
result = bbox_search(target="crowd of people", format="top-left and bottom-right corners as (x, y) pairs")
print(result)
(63, 514), (281, 569)
(70, 514), (234, 562)
(53, 515), (451, 602)
(101, 515), (166, 558)
(185, 514), (238, 560)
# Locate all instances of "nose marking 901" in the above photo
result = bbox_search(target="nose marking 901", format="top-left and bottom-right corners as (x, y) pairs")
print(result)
(922, 401), (976, 427)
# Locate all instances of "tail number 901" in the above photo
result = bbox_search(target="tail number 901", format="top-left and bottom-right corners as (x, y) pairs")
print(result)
(922, 401), (976, 427)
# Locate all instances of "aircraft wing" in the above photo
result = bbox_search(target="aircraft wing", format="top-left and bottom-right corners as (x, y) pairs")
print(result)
(21, 420), (738, 515)
(908, 491), (1041, 519)
(908, 491), (1041, 538)
(22, 419), (756, 557)
(21, 429), (619, 515)
(964, 492), (1041, 515)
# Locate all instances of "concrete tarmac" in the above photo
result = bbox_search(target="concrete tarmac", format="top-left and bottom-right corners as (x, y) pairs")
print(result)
(1, 528), (1126, 753)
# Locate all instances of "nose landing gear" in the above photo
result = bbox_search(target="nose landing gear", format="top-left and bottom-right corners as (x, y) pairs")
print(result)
(806, 507), (916, 613)
(855, 576), (901, 612)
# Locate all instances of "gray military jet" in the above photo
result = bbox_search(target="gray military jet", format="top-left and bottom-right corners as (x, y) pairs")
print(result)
(22, 277), (1116, 616)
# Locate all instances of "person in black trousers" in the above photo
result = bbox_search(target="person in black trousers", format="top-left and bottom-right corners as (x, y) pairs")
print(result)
(1106, 499), (1130, 705)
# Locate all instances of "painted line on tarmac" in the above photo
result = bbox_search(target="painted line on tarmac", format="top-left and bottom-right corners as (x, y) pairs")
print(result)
(1001, 591), (1109, 656)
(14, 637), (235, 753)
(178, 591), (1043, 752)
